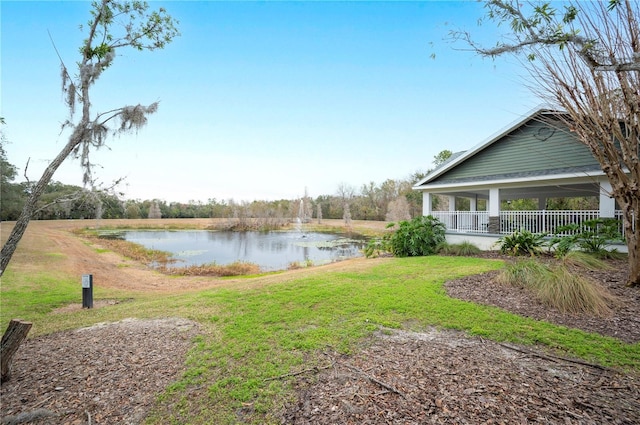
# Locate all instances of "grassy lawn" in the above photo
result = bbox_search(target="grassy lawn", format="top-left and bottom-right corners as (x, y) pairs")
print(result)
(2, 251), (639, 424)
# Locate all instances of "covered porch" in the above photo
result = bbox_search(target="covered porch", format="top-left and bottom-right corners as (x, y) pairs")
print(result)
(418, 177), (627, 251)
(423, 177), (620, 234)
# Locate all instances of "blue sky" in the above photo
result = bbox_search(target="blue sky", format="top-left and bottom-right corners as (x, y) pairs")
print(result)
(1, 1), (539, 203)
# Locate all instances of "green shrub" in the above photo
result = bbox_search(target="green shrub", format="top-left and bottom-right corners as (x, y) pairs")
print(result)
(364, 237), (391, 258)
(387, 215), (446, 257)
(436, 242), (455, 255)
(453, 241), (481, 256)
(496, 229), (545, 256)
(548, 218), (623, 258)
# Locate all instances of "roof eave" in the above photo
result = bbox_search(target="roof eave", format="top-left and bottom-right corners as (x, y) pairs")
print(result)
(414, 170), (607, 192)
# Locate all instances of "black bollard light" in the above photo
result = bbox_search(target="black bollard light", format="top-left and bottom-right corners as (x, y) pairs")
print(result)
(82, 274), (93, 309)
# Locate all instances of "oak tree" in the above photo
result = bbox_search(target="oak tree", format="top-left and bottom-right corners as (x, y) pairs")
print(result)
(0, 0), (179, 275)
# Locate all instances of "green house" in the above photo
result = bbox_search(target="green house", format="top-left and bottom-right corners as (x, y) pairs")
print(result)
(412, 107), (623, 250)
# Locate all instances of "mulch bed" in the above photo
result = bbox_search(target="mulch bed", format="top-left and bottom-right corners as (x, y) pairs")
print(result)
(282, 329), (639, 424)
(0, 318), (199, 425)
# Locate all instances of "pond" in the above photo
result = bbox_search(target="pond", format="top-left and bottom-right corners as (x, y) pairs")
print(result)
(121, 230), (367, 271)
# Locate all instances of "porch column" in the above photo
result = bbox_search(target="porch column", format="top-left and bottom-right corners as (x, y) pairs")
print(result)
(488, 188), (500, 234)
(422, 192), (433, 216)
(448, 196), (456, 212)
(538, 197), (546, 210)
(599, 180), (615, 218)
(470, 196), (477, 212)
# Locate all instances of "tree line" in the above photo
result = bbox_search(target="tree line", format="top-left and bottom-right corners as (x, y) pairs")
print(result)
(1, 152), (431, 223)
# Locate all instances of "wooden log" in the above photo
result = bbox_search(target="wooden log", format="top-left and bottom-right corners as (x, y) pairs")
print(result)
(1, 319), (32, 383)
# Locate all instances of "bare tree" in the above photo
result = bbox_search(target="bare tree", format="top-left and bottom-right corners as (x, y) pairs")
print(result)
(0, 0), (179, 276)
(336, 183), (356, 227)
(456, 0), (640, 286)
(386, 197), (411, 222)
(148, 201), (162, 219)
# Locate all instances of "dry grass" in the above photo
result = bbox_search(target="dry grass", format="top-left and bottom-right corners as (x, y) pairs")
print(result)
(535, 265), (617, 316)
(561, 251), (612, 271)
(497, 258), (617, 317)
(495, 259), (549, 288)
(159, 261), (262, 277)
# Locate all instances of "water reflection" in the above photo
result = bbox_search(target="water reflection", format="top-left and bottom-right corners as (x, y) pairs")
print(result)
(123, 230), (366, 271)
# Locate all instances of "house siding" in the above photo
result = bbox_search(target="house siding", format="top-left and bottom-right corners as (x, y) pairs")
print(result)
(433, 119), (599, 183)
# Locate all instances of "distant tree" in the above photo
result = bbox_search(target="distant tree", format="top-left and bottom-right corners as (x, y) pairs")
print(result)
(0, 0), (179, 276)
(402, 170), (427, 218)
(336, 183), (356, 227)
(360, 181), (382, 220)
(147, 201), (162, 219)
(501, 198), (538, 211)
(315, 195), (338, 219)
(433, 150), (453, 167)
(125, 202), (141, 219)
(0, 122), (25, 221)
(546, 197), (598, 210)
(386, 197), (411, 222)
(0, 121), (16, 185)
(456, 0), (639, 285)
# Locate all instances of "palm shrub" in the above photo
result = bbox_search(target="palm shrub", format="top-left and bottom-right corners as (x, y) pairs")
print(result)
(387, 215), (446, 257)
(548, 218), (623, 258)
(496, 229), (545, 256)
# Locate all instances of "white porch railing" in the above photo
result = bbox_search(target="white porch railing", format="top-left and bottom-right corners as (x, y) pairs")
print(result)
(430, 210), (628, 237)
(500, 210), (601, 235)
(431, 211), (490, 233)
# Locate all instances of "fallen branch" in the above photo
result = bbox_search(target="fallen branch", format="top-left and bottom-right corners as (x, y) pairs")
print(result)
(264, 364), (333, 382)
(343, 364), (407, 399)
(498, 343), (611, 371)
